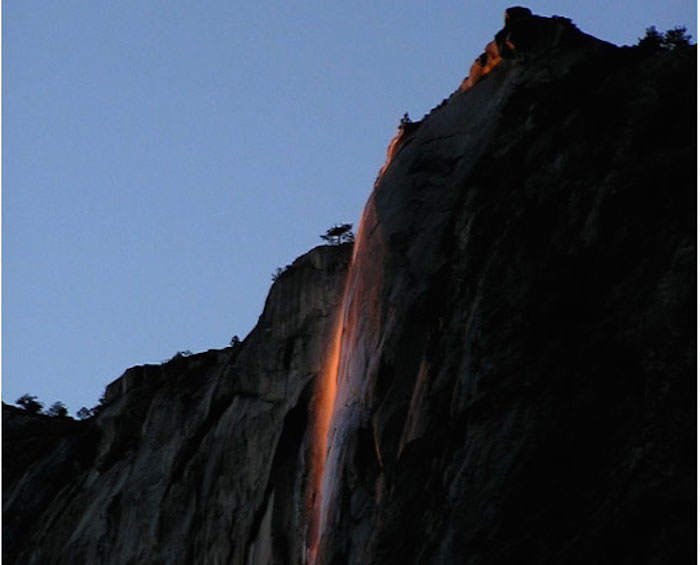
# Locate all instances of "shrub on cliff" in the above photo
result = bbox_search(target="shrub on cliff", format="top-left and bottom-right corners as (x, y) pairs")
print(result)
(89, 392), (108, 417)
(47, 401), (68, 418)
(15, 394), (43, 414)
(76, 407), (93, 420)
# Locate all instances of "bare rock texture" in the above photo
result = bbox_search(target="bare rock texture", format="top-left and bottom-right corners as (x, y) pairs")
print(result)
(4, 244), (352, 565)
(4, 11), (695, 565)
(317, 16), (695, 565)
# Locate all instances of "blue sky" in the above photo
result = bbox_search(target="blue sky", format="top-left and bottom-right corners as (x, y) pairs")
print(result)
(3, 1), (696, 414)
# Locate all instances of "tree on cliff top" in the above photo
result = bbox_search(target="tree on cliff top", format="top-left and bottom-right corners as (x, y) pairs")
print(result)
(662, 26), (693, 48)
(47, 401), (68, 418)
(638, 25), (692, 50)
(76, 407), (93, 420)
(16, 394), (43, 414)
(321, 223), (354, 245)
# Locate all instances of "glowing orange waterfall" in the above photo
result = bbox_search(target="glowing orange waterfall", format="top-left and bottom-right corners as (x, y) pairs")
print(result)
(305, 202), (375, 564)
(302, 106), (392, 560)
(305, 294), (345, 564)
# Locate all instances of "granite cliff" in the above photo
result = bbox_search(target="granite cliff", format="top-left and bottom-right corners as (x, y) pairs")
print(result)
(3, 9), (695, 565)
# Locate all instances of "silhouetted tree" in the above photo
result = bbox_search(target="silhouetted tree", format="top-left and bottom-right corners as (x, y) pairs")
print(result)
(90, 392), (108, 416)
(16, 394), (43, 414)
(320, 223), (354, 245)
(638, 26), (664, 50)
(47, 401), (68, 418)
(76, 406), (93, 420)
(638, 25), (692, 50)
(663, 26), (692, 49)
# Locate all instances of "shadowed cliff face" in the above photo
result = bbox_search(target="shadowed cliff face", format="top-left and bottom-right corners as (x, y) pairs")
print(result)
(4, 244), (353, 565)
(316, 13), (695, 565)
(3, 10), (695, 565)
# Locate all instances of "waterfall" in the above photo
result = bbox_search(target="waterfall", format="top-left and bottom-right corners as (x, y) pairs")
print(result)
(305, 194), (384, 563)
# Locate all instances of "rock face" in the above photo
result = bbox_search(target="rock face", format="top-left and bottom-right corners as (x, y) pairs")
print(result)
(4, 244), (352, 565)
(316, 15), (695, 565)
(3, 11), (695, 565)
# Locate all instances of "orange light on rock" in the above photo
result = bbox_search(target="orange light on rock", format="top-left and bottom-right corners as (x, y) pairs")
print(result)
(305, 305), (344, 564)
(459, 39), (502, 91)
(376, 128), (405, 181)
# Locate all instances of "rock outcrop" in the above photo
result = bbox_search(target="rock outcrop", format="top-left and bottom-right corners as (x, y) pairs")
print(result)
(4, 10), (695, 565)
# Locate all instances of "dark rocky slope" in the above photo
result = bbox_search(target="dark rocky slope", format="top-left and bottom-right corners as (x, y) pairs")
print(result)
(4, 11), (695, 565)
